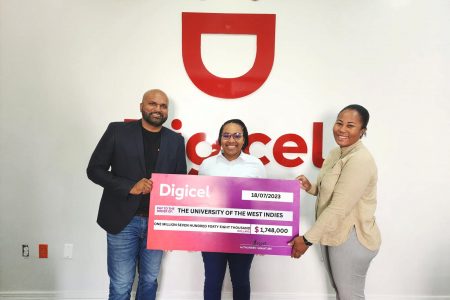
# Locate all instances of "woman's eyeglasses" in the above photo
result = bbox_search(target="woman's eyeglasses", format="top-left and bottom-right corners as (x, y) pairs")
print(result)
(222, 132), (243, 140)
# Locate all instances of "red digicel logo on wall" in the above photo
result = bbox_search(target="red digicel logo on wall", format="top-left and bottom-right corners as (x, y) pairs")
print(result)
(179, 12), (324, 172)
(182, 12), (275, 99)
(170, 119), (324, 175)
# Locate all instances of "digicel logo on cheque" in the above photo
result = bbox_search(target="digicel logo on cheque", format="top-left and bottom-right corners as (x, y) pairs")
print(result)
(170, 119), (325, 175)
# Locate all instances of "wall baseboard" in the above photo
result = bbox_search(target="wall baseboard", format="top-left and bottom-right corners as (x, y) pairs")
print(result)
(0, 291), (107, 300)
(0, 291), (449, 300)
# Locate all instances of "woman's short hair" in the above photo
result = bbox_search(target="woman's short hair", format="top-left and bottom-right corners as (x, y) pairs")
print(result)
(339, 104), (370, 129)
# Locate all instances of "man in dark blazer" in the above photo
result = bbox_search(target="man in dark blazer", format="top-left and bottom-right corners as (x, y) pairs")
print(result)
(87, 89), (187, 300)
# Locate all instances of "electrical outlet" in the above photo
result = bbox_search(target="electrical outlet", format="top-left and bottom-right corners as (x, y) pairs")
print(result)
(22, 244), (29, 257)
(64, 243), (73, 259)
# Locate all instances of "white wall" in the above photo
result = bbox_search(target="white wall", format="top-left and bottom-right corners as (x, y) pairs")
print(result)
(1, 0), (449, 299)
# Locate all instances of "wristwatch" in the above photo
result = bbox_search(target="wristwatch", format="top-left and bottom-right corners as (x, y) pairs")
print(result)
(303, 236), (313, 246)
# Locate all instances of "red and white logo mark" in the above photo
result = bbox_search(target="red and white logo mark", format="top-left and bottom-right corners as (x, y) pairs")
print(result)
(182, 12), (276, 99)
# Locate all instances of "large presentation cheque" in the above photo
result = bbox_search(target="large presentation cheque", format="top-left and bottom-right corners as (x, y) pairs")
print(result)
(147, 173), (300, 256)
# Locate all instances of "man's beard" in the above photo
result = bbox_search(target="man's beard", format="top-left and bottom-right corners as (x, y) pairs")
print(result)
(142, 111), (168, 127)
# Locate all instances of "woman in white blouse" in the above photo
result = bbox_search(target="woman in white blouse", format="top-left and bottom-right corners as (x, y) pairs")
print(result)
(199, 119), (266, 300)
